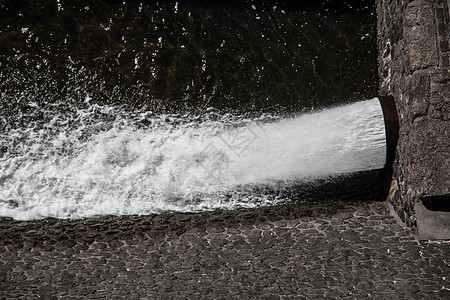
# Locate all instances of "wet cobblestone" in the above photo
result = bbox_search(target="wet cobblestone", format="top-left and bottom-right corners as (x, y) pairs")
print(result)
(1, 201), (449, 299)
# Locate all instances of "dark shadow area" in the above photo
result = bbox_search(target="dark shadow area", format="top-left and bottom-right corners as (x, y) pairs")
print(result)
(234, 169), (388, 205)
(131, 0), (375, 15)
(421, 195), (450, 212)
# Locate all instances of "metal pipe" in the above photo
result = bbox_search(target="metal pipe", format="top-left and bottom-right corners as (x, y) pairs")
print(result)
(378, 95), (399, 169)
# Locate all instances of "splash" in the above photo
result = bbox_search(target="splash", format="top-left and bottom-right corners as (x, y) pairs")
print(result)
(0, 98), (385, 220)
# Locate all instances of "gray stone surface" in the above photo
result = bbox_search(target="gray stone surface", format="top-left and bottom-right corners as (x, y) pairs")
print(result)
(378, 0), (450, 232)
(403, 0), (438, 72)
(1, 201), (449, 299)
(409, 118), (450, 197)
(416, 200), (450, 240)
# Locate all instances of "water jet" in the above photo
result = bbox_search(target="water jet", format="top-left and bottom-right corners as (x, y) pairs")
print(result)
(0, 97), (400, 220)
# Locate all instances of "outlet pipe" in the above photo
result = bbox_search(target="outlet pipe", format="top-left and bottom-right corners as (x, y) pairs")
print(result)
(378, 95), (399, 169)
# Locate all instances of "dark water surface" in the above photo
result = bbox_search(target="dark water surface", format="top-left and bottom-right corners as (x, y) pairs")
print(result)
(1, 0), (376, 114)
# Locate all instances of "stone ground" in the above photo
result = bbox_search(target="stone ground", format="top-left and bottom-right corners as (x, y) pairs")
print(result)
(1, 201), (449, 299)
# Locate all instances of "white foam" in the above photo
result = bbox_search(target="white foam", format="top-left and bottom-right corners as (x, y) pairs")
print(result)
(0, 98), (386, 220)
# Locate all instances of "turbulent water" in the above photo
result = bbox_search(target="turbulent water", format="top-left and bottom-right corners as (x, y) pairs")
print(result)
(0, 0), (380, 220)
(0, 98), (385, 220)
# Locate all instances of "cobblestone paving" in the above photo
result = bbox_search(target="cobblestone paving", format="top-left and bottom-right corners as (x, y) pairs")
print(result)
(1, 201), (449, 299)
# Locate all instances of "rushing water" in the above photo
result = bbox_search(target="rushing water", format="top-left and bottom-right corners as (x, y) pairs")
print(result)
(0, 0), (380, 220)
(0, 98), (385, 220)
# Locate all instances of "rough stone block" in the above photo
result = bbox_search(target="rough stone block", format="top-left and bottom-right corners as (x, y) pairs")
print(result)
(431, 69), (450, 83)
(430, 94), (445, 110)
(403, 0), (438, 72)
(409, 118), (450, 197)
(431, 79), (450, 120)
(443, 53), (450, 67)
(408, 72), (431, 120)
(441, 40), (450, 52)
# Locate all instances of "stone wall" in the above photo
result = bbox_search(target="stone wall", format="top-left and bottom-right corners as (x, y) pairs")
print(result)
(377, 0), (450, 230)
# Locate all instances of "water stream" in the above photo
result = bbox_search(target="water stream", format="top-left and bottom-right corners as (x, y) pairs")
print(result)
(0, 0), (379, 220)
(0, 98), (385, 220)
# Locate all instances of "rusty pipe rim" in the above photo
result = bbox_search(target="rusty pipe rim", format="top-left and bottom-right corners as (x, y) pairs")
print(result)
(378, 95), (399, 169)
